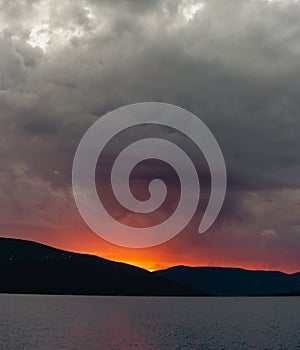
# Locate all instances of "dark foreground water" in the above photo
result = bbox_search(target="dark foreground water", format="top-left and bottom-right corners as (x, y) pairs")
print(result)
(0, 294), (299, 350)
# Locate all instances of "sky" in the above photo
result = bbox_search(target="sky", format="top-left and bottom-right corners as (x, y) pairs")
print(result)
(0, 0), (300, 272)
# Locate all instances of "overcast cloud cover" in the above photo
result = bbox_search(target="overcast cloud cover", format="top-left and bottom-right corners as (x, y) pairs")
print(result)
(0, 0), (300, 270)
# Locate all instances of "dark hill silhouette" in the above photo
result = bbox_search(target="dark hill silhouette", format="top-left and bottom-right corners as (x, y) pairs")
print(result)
(154, 266), (300, 296)
(1, 238), (299, 296)
(0, 238), (205, 296)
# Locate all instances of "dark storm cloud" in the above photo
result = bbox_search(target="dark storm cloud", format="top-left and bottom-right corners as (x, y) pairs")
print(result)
(0, 0), (299, 259)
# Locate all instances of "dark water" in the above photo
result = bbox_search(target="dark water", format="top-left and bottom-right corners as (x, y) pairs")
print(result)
(0, 294), (299, 350)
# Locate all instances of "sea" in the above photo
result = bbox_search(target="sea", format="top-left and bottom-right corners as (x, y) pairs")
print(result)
(0, 294), (299, 350)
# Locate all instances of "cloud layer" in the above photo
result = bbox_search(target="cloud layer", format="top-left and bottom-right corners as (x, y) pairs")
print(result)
(0, 0), (299, 270)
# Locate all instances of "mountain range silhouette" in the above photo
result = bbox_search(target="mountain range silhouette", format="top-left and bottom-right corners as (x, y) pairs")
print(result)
(0, 238), (299, 296)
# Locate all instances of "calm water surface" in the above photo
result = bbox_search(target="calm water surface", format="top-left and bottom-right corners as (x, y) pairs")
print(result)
(0, 294), (299, 350)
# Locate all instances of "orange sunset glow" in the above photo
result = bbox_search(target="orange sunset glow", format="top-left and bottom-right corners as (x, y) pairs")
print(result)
(4, 219), (300, 274)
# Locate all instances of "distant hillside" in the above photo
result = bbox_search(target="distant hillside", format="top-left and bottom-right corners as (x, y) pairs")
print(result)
(0, 238), (205, 296)
(154, 266), (300, 296)
(1, 238), (299, 296)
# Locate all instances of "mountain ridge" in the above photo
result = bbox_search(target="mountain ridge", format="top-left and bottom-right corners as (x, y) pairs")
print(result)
(154, 265), (300, 296)
(1, 238), (299, 296)
(0, 238), (205, 296)
(160, 264), (299, 276)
